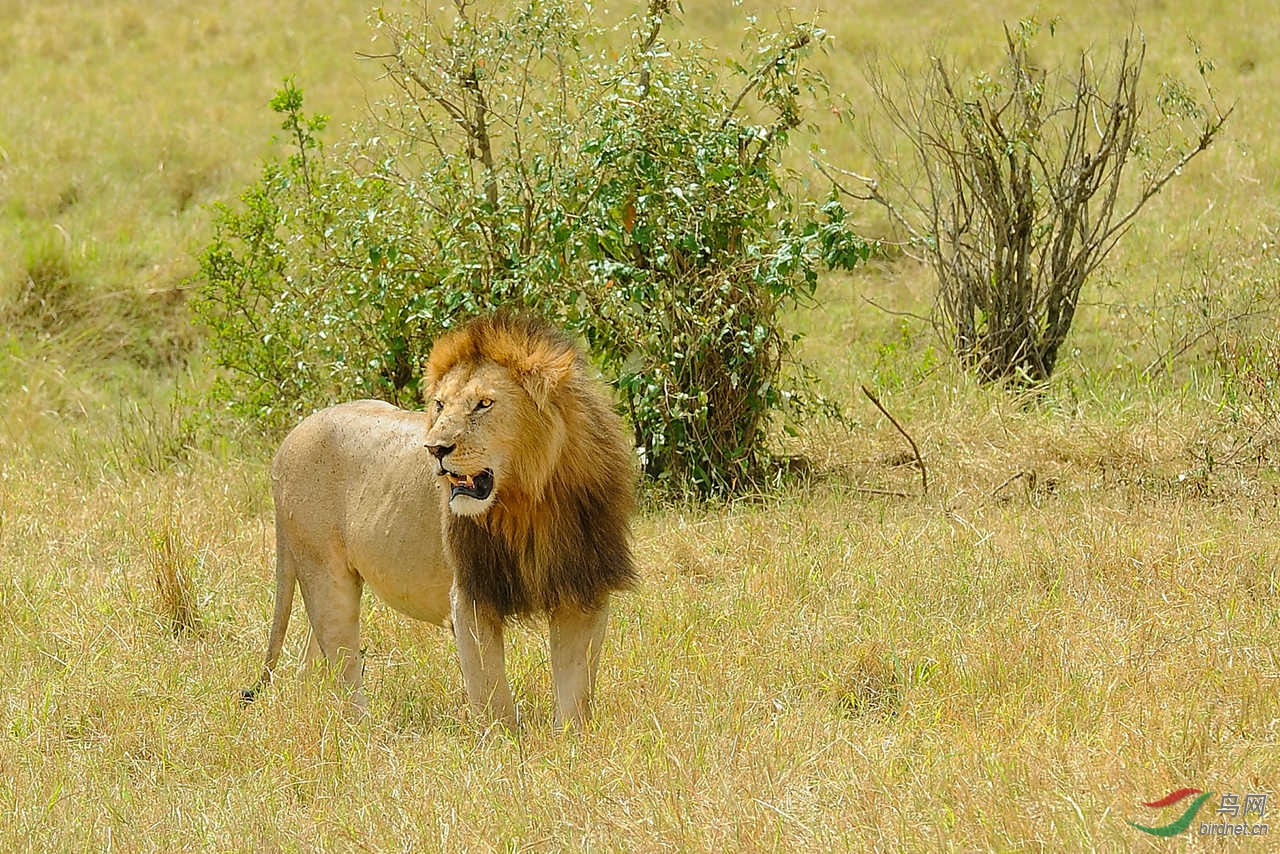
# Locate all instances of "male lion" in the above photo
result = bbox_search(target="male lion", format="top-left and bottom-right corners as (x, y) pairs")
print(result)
(241, 314), (637, 728)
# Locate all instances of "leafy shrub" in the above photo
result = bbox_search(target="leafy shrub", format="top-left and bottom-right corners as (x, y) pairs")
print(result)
(192, 0), (868, 495)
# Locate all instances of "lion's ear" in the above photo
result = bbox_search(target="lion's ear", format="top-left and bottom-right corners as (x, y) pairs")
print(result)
(419, 367), (440, 410)
(517, 347), (576, 411)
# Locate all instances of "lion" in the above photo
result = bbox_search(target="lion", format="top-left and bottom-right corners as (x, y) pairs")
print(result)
(240, 313), (637, 728)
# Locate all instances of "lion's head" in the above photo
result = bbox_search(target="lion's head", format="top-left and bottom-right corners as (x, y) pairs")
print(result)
(422, 313), (637, 617)
(423, 314), (582, 516)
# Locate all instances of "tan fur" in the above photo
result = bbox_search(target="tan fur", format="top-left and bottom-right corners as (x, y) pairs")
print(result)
(242, 314), (637, 729)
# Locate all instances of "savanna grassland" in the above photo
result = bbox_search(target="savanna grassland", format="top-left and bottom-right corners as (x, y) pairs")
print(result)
(3, 0), (1280, 850)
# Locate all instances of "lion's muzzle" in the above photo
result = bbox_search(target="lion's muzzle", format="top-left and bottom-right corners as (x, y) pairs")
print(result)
(426, 440), (495, 503)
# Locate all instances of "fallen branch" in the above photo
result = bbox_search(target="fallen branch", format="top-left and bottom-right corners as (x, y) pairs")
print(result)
(991, 470), (1036, 501)
(849, 486), (916, 498)
(861, 384), (928, 496)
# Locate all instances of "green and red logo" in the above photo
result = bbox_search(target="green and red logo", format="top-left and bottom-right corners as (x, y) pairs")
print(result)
(1127, 788), (1213, 837)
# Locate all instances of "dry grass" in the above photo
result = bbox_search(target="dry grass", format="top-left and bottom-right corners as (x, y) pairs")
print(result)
(143, 508), (203, 637)
(3, 396), (1277, 849)
(3, 0), (1280, 851)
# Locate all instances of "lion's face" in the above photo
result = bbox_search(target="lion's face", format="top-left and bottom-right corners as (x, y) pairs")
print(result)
(424, 359), (566, 517)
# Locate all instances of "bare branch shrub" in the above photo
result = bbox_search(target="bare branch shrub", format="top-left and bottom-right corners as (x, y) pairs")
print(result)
(838, 20), (1230, 384)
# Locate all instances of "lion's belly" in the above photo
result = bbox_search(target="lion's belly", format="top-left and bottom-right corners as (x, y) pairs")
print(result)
(361, 562), (453, 625)
(346, 510), (453, 626)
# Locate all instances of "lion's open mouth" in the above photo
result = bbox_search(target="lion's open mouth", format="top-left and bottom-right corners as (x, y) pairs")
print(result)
(443, 469), (495, 502)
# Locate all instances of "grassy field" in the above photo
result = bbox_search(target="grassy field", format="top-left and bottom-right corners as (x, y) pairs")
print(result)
(3, 0), (1279, 850)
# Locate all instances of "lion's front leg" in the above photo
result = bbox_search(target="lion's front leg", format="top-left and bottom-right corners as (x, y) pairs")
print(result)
(549, 599), (610, 730)
(451, 589), (517, 729)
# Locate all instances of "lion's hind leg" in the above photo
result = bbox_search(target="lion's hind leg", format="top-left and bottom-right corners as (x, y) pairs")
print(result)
(294, 547), (368, 711)
(549, 599), (610, 730)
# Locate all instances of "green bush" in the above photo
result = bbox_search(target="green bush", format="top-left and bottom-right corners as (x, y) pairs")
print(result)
(192, 0), (868, 495)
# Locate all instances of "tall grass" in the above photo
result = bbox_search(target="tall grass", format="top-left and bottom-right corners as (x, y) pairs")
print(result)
(2, 0), (1279, 850)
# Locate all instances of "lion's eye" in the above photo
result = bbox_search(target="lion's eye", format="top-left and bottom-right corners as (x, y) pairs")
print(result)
(433, 399), (444, 413)
(475, 398), (493, 412)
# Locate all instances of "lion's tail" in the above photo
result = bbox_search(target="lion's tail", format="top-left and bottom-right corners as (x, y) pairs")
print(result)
(239, 518), (297, 705)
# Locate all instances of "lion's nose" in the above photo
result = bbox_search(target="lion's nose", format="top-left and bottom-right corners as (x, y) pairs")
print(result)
(426, 442), (455, 461)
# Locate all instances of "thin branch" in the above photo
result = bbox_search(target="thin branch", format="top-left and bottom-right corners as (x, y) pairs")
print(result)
(460, 67), (498, 210)
(720, 29), (813, 129)
(849, 486), (916, 498)
(1142, 306), (1270, 379)
(815, 160), (925, 245)
(1102, 103), (1233, 243)
(860, 294), (932, 323)
(381, 50), (468, 128)
(861, 384), (928, 495)
(991, 469), (1035, 498)
(635, 0), (669, 98)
